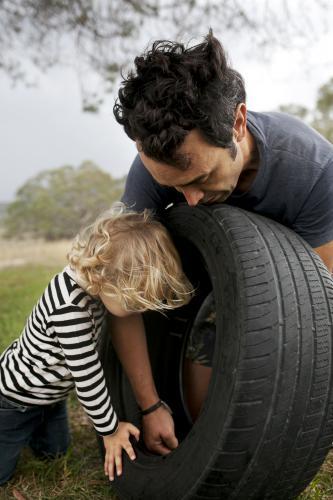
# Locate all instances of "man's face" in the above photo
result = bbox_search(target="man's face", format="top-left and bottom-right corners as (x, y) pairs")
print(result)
(138, 129), (246, 207)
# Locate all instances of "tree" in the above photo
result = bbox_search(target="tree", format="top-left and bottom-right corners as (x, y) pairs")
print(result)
(278, 76), (333, 143)
(1, 0), (331, 110)
(277, 104), (310, 121)
(311, 77), (333, 143)
(4, 161), (125, 240)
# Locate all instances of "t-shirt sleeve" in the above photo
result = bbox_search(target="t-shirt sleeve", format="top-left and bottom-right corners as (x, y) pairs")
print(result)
(121, 154), (181, 211)
(292, 160), (333, 248)
(50, 304), (118, 436)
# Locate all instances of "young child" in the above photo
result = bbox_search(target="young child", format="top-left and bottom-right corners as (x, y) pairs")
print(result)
(0, 205), (193, 485)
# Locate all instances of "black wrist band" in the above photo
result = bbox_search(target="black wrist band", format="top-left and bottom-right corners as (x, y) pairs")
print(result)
(140, 399), (172, 416)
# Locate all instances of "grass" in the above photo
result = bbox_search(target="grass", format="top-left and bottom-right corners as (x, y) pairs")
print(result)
(0, 263), (332, 499)
(0, 237), (71, 270)
(0, 265), (116, 499)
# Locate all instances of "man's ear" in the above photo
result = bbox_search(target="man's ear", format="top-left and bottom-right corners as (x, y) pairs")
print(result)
(233, 103), (247, 142)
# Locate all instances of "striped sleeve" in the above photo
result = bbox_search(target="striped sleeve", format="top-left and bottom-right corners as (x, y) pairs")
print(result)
(50, 304), (118, 436)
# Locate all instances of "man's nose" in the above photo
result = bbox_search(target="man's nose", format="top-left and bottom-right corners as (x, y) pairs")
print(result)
(181, 187), (204, 206)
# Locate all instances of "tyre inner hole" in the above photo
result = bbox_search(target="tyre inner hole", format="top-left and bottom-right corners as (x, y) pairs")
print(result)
(145, 235), (216, 445)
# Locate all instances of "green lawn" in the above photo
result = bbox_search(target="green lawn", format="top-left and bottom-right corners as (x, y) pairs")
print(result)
(0, 266), (115, 499)
(0, 265), (332, 499)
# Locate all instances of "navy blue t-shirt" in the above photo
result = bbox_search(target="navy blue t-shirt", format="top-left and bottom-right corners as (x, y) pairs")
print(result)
(122, 111), (333, 248)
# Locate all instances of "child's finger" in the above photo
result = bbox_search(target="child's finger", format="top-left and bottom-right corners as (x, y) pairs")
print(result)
(124, 443), (136, 460)
(104, 452), (110, 475)
(128, 423), (140, 440)
(105, 454), (115, 481)
(115, 453), (123, 476)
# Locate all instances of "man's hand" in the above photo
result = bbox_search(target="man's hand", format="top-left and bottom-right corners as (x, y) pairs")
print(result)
(103, 421), (140, 481)
(142, 406), (178, 455)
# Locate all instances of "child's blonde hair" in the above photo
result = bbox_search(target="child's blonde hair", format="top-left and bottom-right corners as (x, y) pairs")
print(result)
(67, 204), (193, 312)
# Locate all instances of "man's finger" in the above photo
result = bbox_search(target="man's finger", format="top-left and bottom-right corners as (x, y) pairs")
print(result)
(163, 434), (179, 450)
(150, 442), (173, 455)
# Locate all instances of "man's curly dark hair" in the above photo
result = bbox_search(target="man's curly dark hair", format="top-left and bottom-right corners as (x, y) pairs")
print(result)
(113, 30), (246, 169)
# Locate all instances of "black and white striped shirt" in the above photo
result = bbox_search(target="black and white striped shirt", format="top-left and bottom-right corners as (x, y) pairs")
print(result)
(0, 266), (118, 436)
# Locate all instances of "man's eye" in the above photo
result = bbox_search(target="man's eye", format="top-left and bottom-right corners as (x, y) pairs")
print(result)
(198, 175), (209, 185)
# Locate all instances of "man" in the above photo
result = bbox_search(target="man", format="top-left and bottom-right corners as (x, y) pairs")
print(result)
(113, 30), (333, 455)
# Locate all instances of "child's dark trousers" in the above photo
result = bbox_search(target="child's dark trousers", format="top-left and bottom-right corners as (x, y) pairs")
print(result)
(0, 393), (70, 485)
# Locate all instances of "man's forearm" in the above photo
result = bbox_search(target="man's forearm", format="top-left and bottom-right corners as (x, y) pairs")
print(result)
(314, 240), (333, 275)
(109, 313), (159, 409)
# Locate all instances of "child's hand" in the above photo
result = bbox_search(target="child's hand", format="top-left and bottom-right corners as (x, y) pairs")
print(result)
(103, 421), (140, 481)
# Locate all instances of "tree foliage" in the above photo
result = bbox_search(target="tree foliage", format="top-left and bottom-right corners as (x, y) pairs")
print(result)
(278, 76), (333, 143)
(311, 77), (333, 143)
(1, 0), (331, 110)
(278, 104), (310, 121)
(4, 161), (125, 240)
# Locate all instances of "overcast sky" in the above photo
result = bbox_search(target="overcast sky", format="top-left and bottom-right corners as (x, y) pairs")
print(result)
(1, 24), (333, 202)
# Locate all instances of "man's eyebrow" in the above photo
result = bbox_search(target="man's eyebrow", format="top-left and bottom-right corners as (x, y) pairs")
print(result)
(159, 173), (208, 189)
(176, 173), (208, 188)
